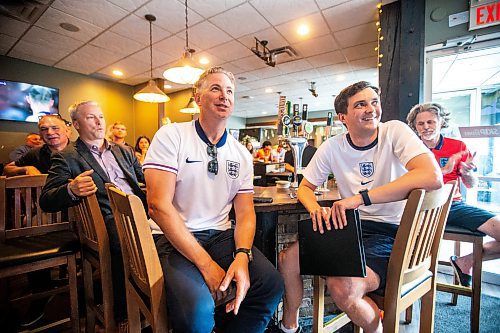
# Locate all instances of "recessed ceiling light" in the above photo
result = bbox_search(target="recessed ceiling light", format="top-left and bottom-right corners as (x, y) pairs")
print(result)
(262, 111), (268, 115)
(199, 57), (209, 65)
(297, 24), (309, 36)
(241, 95), (254, 99)
(59, 22), (80, 32)
(164, 84), (172, 89)
(336, 75), (345, 81)
(265, 88), (273, 93)
(238, 76), (247, 80)
(112, 69), (124, 76)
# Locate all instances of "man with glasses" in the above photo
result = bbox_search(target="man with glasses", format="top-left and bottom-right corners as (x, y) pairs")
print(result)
(4, 115), (70, 176)
(39, 101), (146, 326)
(143, 66), (283, 333)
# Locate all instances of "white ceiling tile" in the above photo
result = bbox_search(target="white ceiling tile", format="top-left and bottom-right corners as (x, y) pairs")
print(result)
(154, 34), (192, 59)
(192, 51), (223, 67)
(0, 34), (17, 54)
(349, 56), (377, 71)
(307, 50), (345, 67)
(250, 0), (319, 26)
(111, 14), (173, 44)
(230, 55), (268, 72)
(99, 56), (150, 78)
(56, 44), (124, 74)
(209, 3), (270, 39)
(135, 0), (204, 33)
(323, 0), (377, 32)
(91, 30), (144, 55)
(206, 40), (252, 62)
(342, 42), (378, 62)
(244, 66), (284, 81)
(293, 34), (338, 58)
(119, 73), (151, 86)
(233, 71), (261, 82)
(8, 41), (60, 66)
(238, 27), (288, 50)
(130, 47), (177, 68)
(22, 26), (83, 54)
(276, 59), (313, 74)
(287, 68), (322, 81)
(483, 70), (500, 86)
(316, 61), (352, 76)
(316, 0), (351, 10)
(220, 62), (244, 75)
(183, 21), (232, 50)
(35, 7), (103, 42)
(187, 0), (247, 19)
(107, 0), (150, 12)
(52, 0), (129, 28)
(1, 16), (30, 38)
(333, 23), (377, 48)
(275, 12), (330, 45)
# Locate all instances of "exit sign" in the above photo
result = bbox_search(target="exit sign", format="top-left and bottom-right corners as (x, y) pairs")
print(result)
(469, 0), (500, 30)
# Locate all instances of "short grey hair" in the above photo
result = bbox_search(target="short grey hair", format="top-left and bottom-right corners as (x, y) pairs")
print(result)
(68, 100), (100, 122)
(193, 66), (235, 96)
(406, 102), (451, 133)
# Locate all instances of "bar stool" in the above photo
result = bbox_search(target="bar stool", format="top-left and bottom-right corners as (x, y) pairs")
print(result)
(436, 225), (485, 333)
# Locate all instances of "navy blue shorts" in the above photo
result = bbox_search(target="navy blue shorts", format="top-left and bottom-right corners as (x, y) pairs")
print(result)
(447, 201), (495, 232)
(361, 220), (399, 292)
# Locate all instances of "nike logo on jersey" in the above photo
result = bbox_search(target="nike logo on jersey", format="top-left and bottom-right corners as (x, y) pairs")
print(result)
(186, 158), (202, 163)
(361, 180), (373, 185)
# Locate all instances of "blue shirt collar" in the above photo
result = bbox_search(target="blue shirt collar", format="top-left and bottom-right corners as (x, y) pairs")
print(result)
(195, 120), (227, 148)
(431, 134), (444, 151)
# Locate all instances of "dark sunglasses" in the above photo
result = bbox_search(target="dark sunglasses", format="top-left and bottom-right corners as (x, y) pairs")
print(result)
(207, 144), (218, 175)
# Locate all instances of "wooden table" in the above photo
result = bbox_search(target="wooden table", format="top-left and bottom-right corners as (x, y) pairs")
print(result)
(252, 185), (340, 266)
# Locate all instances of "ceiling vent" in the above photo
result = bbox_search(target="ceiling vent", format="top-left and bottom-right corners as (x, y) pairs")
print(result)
(251, 37), (297, 67)
(0, 0), (53, 24)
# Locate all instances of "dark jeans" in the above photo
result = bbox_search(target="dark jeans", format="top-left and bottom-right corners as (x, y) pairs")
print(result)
(154, 229), (284, 333)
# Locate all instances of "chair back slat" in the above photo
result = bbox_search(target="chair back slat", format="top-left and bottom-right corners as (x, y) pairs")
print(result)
(385, 181), (456, 301)
(106, 184), (168, 331)
(75, 194), (106, 254)
(0, 175), (69, 241)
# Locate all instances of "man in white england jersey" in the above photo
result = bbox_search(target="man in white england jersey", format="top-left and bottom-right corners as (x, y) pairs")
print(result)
(143, 67), (283, 333)
(276, 81), (442, 333)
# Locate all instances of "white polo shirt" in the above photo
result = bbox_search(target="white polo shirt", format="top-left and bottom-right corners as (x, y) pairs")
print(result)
(303, 120), (430, 224)
(143, 120), (254, 233)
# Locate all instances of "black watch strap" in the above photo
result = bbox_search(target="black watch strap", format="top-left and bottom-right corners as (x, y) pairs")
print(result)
(359, 189), (372, 206)
(234, 248), (253, 262)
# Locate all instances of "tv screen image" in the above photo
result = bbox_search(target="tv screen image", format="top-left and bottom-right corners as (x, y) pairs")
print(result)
(0, 79), (59, 123)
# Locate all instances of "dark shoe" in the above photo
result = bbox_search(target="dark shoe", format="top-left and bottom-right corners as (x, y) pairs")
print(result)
(450, 255), (472, 287)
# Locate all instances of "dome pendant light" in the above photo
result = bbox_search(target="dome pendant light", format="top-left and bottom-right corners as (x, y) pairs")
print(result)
(180, 95), (200, 114)
(134, 14), (170, 103)
(163, 0), (204, 84)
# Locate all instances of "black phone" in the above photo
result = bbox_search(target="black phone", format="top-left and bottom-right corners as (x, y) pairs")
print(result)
(214, 282), (236, 307)
(253, 196), (273, 203)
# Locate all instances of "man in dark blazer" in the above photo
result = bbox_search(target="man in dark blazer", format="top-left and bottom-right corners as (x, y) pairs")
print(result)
(40, 100), (146, 324)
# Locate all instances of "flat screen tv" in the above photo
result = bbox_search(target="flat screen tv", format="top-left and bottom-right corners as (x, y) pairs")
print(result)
(0, 79), (59, 123)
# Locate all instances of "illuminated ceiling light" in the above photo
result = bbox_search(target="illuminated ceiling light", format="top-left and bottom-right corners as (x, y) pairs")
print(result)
(261, 111), (268, 115)
(199, 57), (210, 65)
(163, 0), (204, 84)
(336, 75), (345, 81)
(164, 84), (172, 89)
(180, 95), (200, 114)
(297, 24), (309, 36)
(112, 69), (124, 77)
(265, 88), (273, 93)
(133, 14), (170, 103)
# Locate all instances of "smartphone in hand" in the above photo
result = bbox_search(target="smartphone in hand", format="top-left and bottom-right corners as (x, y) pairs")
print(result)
(214, 282), (236, 307)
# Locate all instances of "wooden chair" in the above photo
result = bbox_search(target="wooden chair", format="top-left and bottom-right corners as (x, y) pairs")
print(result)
(436, 226), (484, 333)
(106, 184), (169, 332)
(75, 193), (116, 332)
(313, 181), (456, 333)
(0, 175), (80, 332)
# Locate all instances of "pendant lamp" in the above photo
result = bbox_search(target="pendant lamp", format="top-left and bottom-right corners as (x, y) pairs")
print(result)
(133, 14), (170, 103)
(179, 96), (200, 114)
(163, 0), (204, 84)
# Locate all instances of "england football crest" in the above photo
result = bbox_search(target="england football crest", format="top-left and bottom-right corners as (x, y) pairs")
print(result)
(359, 162), (374, 178)
(439, 158), (448, 168)
(227, 160), (240, 179)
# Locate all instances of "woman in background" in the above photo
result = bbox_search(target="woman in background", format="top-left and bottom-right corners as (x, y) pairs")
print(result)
(134, 136), (151, 165)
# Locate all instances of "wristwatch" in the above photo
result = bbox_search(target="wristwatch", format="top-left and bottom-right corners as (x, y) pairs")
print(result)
(359, 189), (372, 206)
(234, 248), (253, 262)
